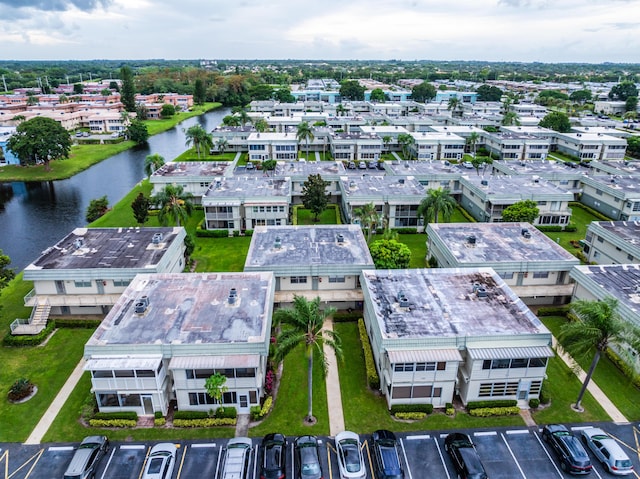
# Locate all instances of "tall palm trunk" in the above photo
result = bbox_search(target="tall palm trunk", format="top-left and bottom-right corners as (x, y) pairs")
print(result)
(307, 347), (313, 420)
(574, 350), (600, 410)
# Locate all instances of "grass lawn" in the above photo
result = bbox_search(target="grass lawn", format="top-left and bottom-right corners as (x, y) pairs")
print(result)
(541, 203), (605, 254)
(173, 149), (234, 162)
(0, 273), (34, 337)
(398, 234), (428, 268)
(541, 315), (640, 421)
(250, 345), (329, 437)
(296, 206), (339, 225)
(192, 236), (252, 272)
(143, 103), (221, 136)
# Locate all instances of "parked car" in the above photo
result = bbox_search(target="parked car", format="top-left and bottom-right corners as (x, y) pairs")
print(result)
(542, 424), (592, 475)
(294, 435), (323, 479)
(444, 433), (488, 479)
(260, 433), (286, 479)
(141, 443), (176, 479)
(462, 161), (474, 169)
(75, 131), (83, 137)
(348, 162), (356, 169)
(246, 162), (255, 170)
(580, 427), (633, 475)
(371, 430), (404, 479)
(368, 161), (378, 169)
(358, 161), (367, 169)
(63, 435), (109, 479)
(335, 431), (365, 479)
(222, 437), (252, 479)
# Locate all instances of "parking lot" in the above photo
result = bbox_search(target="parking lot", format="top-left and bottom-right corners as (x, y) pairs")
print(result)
(2, 423), (639, 478)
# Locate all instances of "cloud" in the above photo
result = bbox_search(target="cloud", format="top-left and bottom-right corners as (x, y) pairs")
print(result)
(0, 0), (112, 12)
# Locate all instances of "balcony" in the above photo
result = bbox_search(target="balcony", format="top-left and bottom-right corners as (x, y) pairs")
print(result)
(24, 290), (121, 308)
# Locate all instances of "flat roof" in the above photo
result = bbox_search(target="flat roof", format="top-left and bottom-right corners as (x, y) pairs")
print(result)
(340, 175), (426, 199)
(410, 131), (465, 142)
(585, 175), (640, 193)
(384, 160), (462, 176)
(244, 225), (374, 269)
(571, 264), (640, 316)
(492, 159), (585, 177)
(592, 221), (640, 246)
(24, 227), (183, 271)
(462, 174), (573, 199)
(428, 222), (578, 265)
(203, 176), (291, 199)
(86, 272), (273, 346)
(363, 268), (547, 339)
(271, 160), (345, 179)
(152, 161), (228, 178)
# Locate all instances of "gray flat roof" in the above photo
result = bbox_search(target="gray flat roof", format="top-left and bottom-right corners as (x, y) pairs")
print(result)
(363, 268), (547, 339)
(428, 222), (578, 265)
(384, 160), (462, 176)
(244, 225), (374, 269)
(341, 175), (426, 199)
(462, 174), (573, 199)
(492, 159), (585, 177)
(203, 176), (291, 199)
(594, 221), (640, 246)
(86, 272), (273, 346)
(24, 227), (184, 271)
(571, 264), (640, 316)
(585, 175), (640, 193)
(151, 161), (228, 178)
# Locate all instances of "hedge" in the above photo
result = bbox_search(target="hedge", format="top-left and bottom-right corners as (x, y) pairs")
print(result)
(394, 227), (418, 234)
(195, 227), (229, 238)
(54, 319), (102, 329)
(2, 321), (56, 346)
(333, 311), (362, 323)
(395, 412), (427, 420)
(606, 348), (640, 388)
(251, 396), (273, 420)
(467, 400), (517, 410)
(93, 411), (138, 421)
(154, 417), (166, 426)
(390, 403), (433, 415)
(174, 410), (209, 420)
(529, 398), (540, 408)
(89, 419), (137, 428)
(537, 306), (570, 316)
(469, 406), (521, 417)
(569, 201), (613, 221)
(173, 418), (236, 427)
(358, 319), (380, 390)
(456, 206), (477, 223)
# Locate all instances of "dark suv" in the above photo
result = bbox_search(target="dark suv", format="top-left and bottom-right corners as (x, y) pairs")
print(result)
(260, 433), (286, 479)
(63, 436), (109, 479)
(444, 433), (488, 479)
(542, 424), (592, 475)
(371, 430), (404, 479)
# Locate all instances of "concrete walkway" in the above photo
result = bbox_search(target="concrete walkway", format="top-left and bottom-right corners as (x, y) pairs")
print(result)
(235, 414), (250, 437)
(25, 358), (87, 445)
(552, 337), (628, 423)
(324, 318), (345, 436)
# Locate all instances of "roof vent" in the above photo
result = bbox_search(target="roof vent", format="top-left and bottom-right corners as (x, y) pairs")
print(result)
(74, 238), (84, 249)
(228, 288), (238, 304)
(472, 283), (488, 298)
(274, 236), (282, 249)
(134, 295), (149, 314)
(397, 290), (410, 308)
(337, 233), (345, 243)
(152, 232), (163, 244)
(467, 235), (476, 245)
(349, 181), (357, 189)
(521, 228), (531, 239)
(481, 179), (488, 186)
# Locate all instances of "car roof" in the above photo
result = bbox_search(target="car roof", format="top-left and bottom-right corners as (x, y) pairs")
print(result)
(228, 437), (252, 448)
(336, 431), (360, 442)
(149, 443), (176, 455)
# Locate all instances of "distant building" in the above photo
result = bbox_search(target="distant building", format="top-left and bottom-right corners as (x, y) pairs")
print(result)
(150, 161), (229, 205)
(582, 221), (640, 264)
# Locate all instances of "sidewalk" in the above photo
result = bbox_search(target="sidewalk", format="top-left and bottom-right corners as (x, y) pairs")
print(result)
(552, 337), (628, 423)
(323, 318), (345, 436)
(25, 358), (87, 445)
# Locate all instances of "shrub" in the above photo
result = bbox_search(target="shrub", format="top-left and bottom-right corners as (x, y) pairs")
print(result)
(264, 369), (275, 395)
(154, 417), (166, 426)
(233, 230), (240, 237)
(172, 418), (236, 427)
(244, 229), (253, 237)
(54, 319), (102, 329)
(445, 403), (455, 416)
(537, 306), (570, 316)
(394, 227), (418, 234)
(215, 406), (237, 419)
(8, 378), (34, 402)
(536, 225), (563, 232)
(390, 404), (433, 414)
(3, 321), (56, 346)
(467, 400), (517, 410)
(195, 227), (229, 238)
(93, 411), (138, 421)
(174, 410), (209, 420)
(569, 201), (612, 221)
(539, 382), (551, 404)
(250, 406), (261, 421)
(154, 411), (163, 419)
(358, 319), (380, 389)
(89, 419), (137, 427)
(605, 349), (640, 388)
(529, 398), (540, 408)
(469, 406), (521, 417)
(333, 311), (362, 322)
(395, 412), (427, 420)
(456, 206), (477, 222)
(564, 223), (578, 232)
(251, 396), (273, 420)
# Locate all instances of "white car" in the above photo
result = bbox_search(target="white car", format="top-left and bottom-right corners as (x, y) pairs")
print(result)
(335, 431), (366, 479)
(580, 427), (634, 475)
(142, 443), (176, 479)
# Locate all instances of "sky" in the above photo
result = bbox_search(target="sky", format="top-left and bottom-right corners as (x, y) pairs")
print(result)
(0, 0), (639, 63)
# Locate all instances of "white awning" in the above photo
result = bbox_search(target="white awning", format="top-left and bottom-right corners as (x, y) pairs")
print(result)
(467, 346), (554, 360)
(168, 355), (261, 370)
(85, 355), (163, 371)
(387, 349), (463, 364)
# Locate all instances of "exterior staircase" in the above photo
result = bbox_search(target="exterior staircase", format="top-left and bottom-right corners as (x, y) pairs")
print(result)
(10, 299), (50, 335)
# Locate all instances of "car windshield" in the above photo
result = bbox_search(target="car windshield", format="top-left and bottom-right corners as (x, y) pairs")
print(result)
(302, 462), (320, 475)
(616, 459), (633, 468)
(340, 441), (361, 472)
(79, 442), (98, 449)
(265, 444), (282, 469)
(147, 457), (164, 475)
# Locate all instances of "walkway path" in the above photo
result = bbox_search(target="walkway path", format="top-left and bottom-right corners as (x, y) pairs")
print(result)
(25, 358), (87, 445)
(552, 337), (628, 423)
(324, 318), (345, 436)
(391, 151), (402, 161)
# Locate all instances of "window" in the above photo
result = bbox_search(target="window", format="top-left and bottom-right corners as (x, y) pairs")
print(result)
(529, 380), (542, 395)
(533, 272), (549, 279)
(391, 386), (411, 399)
(222, 391), (237, 404)
(93, 370), (113, 379)
(499, 272), (514, 280)
(236, 368), (255, 378)
(529, 357), (548, 368)
(478, 381), (519, 397)
(328, 276), (346, 283)
(290, 276), (307, 284)
(136, 370), (155, 378)
(188, 392), (215, 405)
(113, 279), (130, 287)
(628, 254), (634, 261)
(114, 370), (135, 378)
(98, 392), (119, 407)
(74, 280), (92, 288)
(186, 369), (216, 379)
(120, 394), (141, 407)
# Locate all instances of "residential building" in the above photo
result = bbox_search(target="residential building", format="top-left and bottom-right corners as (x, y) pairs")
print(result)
(409, 131), (466, 161)
(211, 126), (254, 153)
(435, 91), (478, 104)
(150, 162), (229, 204)
(330, 132), (382, 162)
(427, 222), (578, 305)
(247, 132), (299, 162)
(555, 132), (627, 161)
(361, 268), (553, 408)
(582, 221), (640, 264)
(490, 159), (585, 198)
(593, 101), (627, 116)
(244, 225), (374, 306)
(84, 271), (274, 415)
(580, 175), (640, 220)
(482, 131), (551, 161)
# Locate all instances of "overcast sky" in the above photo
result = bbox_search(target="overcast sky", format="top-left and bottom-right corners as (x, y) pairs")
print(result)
(1, 0), (639, 63)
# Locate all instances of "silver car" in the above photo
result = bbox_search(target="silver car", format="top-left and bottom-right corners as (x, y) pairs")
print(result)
(580, 427), (633, 475)
(142, 443), (176, 479)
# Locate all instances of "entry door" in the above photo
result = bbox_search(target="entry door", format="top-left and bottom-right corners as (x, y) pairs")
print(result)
(239, 395), (248, 411)
(517, 381), (530, 401)
(142, 395), (154, 415)
(55, 281), (66, 294)
(96, 280), (104, 295)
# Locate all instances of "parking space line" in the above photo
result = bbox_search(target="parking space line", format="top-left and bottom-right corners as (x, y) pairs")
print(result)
(120, 445), (146, 450)
(500, 433), (527, 478)
(406, 435), (430, 440)
(474, 431), (497, 437)
(252, 443), (258, 479)
(533, 431), (564, 478)
(399, 438), (413, 479)
(176, 444), (188, 479)
(363, 440), (374, 479)
(506, 429), (530, 435)
(215, 445), (223, 479)
(190, 443), (217, 448)
(433, 436), (451, 479)
(98, 447), (116, 479)
(1, 450), (7, 479)
(7, 448), (43, 479)
(47, 446), (74, 451)
(327, 443), (333, 479)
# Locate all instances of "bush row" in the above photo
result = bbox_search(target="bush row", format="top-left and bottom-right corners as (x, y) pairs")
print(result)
(467, 400), (517, 410)
(173, 406), (237, 420)
(529, 398), (540, 408)
(154, 418), (166, 426)
(93, 411), (138, 421)
(332, 311), (362, 323)
(195, 227), (230, 238)
(456, 206), (477, 223)
(606, 348), (640, 388)
(390, 403), (434, 414)
(3, 321), (56, 346)
(469, 406), (521, 417)
(358, 319), (380, 390)
(395, 412), (427, 420)
(54, 319), (102, 329)
(173, 418), (236, 427)
(250, 396), (273, 420)
(569, 201), (613, 221)
(89, 419), (137, 427)
(537, 306), (570, 316)
(173, 410), (208, 420)
(394, 227), (418, 234)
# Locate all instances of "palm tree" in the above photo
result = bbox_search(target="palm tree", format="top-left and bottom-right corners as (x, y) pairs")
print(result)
(417, 188), (457, 226)
(232, 106), (251, 126)
(152, 184), (194, 227)
(185, 125), (213, 159)
(253, 118), (269, 133)
(397, 133), (415, 160)
(501, 112), (520, 126)
(447, 96), (462, 117)
(222, 115), (241, 127)
(353, 202), (379, 243)
(466, 132), (480, 157)
(216, 137), (229, 155)
(273, 295), (342, 423)
(382, 135), (392, 153)
(296, 121), (314, 160)
(558, 297), (640, 411)
(336, 103), (347, 117)
(144, 153), (165, 177)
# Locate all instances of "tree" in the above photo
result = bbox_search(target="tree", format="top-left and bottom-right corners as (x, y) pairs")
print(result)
(609, 81), (638, 101)
(539, 111), (572, 132)
(232, 106), (251, 126)
(253, 118), (269, 133)
(185, 125), (213, 159)
(125, 119), (149, 144)
(625, 96), (638, 113)
(120, 65), (136, 112)
(382, 135), (392, 152)
(627, 136), (640, 158)
(336, 104), (348, 117)
(144, 153), (165, 177)
(160, 104), (176, 118)
(447, 97), (463, 117)
(73, 83), (83, 94)
(109, 81), (119, 92)
(0, 249), (15, 291)
(86, 196), (109, 223)
(476, 84), (503, 102)
(193, 78), (206, 105)
(466, 132), (480, 157)
(369, 239), (411, 269)
(502, 111), (520, 126)
(411, 82), (437, 102)
(417, 188), (456, 225)
(273, 295), (341, 423)
(204, 372), (228, 403)
(501, 200), (539, 223)
(262, 159), (277, 176)
(569, 89), (592, 103)
(558, 297), (640, 410)
(353, 202), (379, 243)
(249, 83), (274, 101)
(301, 174), (329, 222)
(153, 184), (194, 227)
(216, 137), (229, 155)
(471, 155), (492, 176)
(7, 117), (71, 171)
(340, 80), (365, 101)
(222, 114), (241, 127)
(370, 88), (386, 102)
(135, 103), (148, 120)
(296, 121), (314, 160)
(131, 192), (150, 224)
(397, 133), (415, 160)
(274, 87), (295, 103)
